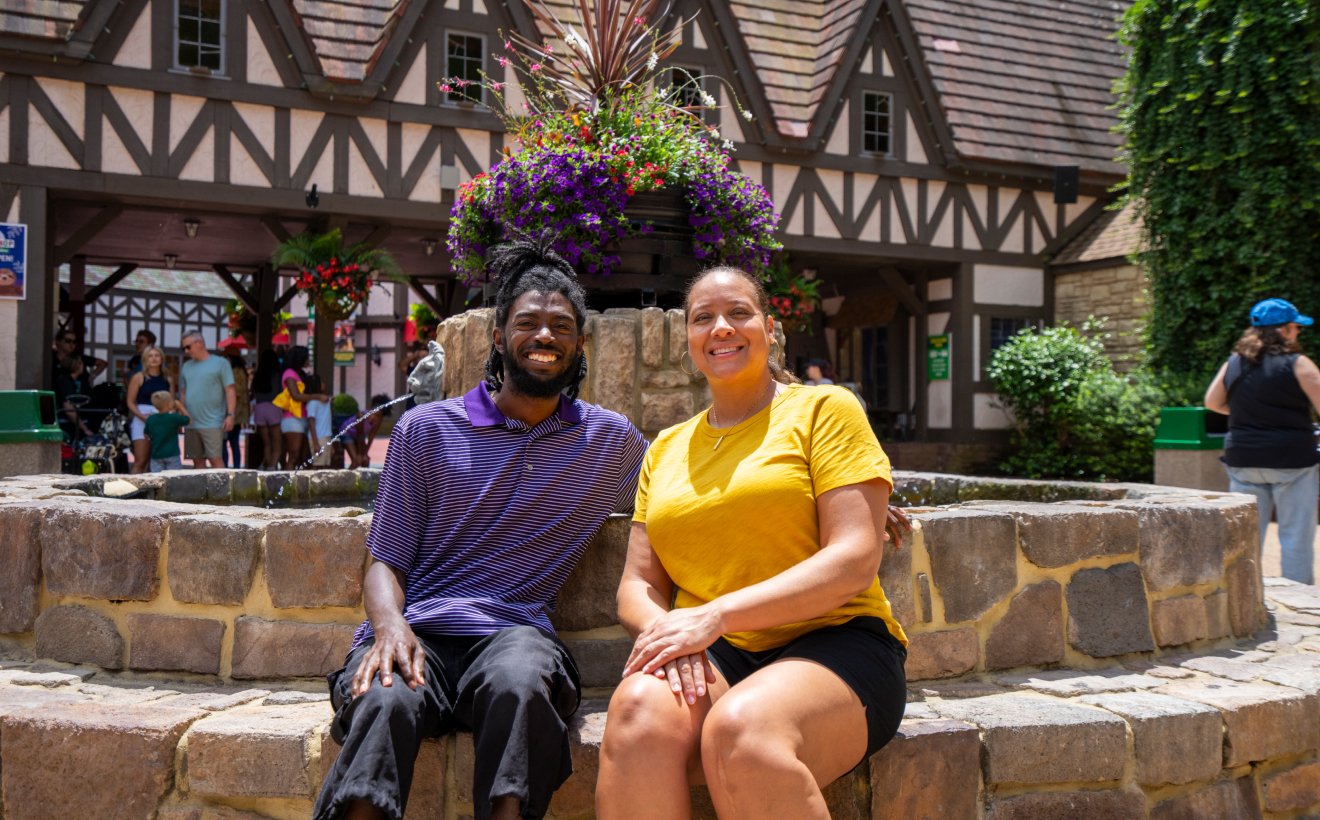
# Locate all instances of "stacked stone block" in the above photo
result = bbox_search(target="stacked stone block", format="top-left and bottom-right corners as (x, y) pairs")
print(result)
(0, 467), (1272, 690)
(437, 306), (711, 436)
(1, 583), (1319, 820)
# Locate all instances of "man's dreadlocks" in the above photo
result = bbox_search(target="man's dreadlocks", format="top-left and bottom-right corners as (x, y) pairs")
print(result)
(483, 233), (590, 399)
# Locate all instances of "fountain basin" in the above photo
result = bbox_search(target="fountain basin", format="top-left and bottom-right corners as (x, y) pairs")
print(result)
(0, 469), (1266, 686)
(3, 469), (1317, 820)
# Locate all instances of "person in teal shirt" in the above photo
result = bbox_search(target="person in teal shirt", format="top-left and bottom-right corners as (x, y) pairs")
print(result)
(179, 330), (236, 468)
(144, 391), (191, 472)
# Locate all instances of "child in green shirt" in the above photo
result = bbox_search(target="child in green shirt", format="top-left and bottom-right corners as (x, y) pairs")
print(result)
(144, 391), (190, 472)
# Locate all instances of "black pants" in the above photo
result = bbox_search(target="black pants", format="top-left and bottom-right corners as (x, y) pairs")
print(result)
(314, 626), (581, 820)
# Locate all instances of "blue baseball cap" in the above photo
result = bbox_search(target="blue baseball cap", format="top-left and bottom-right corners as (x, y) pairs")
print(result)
(1249, 298), (1313, 328)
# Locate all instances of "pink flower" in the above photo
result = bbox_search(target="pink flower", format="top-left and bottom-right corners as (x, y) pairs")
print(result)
(491, 81), (504, 91)
(439, 84), (452, 93)
(530, 63), (541, 72)
(496, 55), (509, 67)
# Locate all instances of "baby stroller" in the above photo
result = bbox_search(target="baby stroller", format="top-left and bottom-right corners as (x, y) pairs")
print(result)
(60, 384), (131, 474)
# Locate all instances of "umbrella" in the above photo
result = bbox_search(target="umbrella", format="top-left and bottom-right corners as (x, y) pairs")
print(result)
(218, 336), (248, 350)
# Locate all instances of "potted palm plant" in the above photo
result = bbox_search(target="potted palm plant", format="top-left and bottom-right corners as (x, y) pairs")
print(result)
(271, 228), (402, 322)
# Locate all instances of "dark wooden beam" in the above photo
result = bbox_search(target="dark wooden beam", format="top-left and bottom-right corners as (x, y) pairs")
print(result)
(213, 264), (256, 312)
(878, 266), (924, 316)
(260, 215), (292, 244)
(83, 262), (138, 303)
(407, 278), (446, 319)
(275, 285), (299, 313)
(53, 204), (123, 265)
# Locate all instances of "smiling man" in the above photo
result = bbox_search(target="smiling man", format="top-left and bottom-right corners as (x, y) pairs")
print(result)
(315, 237), (648, 820)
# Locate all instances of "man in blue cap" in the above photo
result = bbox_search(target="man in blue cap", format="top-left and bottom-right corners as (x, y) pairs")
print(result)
(1205, 298), (1320, 584)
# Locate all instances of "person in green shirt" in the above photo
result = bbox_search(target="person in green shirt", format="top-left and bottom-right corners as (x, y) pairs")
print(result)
(144, 391), (191, 472)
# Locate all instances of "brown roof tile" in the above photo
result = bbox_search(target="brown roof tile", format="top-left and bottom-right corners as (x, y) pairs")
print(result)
(1, 0), (89, 40)
(292, 0), (406, 82)
(728, 0), (867, 139)
(905, 0), (1130, 174)
(1052, 200), (1144, 265)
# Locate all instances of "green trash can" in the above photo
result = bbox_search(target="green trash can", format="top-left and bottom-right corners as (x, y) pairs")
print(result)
(1153, 406), (1228, 490)
(0, 391), (64, 477)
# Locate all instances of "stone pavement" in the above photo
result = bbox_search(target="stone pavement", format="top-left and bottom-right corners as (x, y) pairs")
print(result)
(1, 582), (1318, 819)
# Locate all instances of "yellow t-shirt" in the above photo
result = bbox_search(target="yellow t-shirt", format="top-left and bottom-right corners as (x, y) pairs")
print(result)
(634, 383), (908, 651)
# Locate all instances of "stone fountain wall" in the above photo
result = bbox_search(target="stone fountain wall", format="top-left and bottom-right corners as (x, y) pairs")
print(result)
(436, 307), (712, 437)
(0, 469), (1266, 688)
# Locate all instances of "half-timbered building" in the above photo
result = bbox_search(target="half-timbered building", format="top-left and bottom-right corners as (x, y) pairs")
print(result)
(0, 0), (1130, 459)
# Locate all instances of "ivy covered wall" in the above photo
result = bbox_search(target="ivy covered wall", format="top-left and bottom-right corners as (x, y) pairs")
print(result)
(1119, 0), (1320, 398)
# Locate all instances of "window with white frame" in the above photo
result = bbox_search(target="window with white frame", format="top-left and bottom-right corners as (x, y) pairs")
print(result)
(861, 91), (892, 155)
(175, 0), (224, 73)
(446, 33), (485, 104)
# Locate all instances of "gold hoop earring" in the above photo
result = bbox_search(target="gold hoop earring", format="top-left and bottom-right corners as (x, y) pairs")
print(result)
(679, 349), (698, 377)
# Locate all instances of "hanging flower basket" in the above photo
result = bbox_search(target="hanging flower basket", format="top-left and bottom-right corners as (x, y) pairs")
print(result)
(271, 228), (402, 319)
(445, 0), (781, 286)
(223, 301), (294, 346)
(766, 255), (820, 335)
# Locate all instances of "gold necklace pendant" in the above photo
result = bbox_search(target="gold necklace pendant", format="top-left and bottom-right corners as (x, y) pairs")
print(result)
(709, 381), (778, 451)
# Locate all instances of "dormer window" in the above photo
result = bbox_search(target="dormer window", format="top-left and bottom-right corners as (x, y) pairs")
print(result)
(667, 66), (705, 110)
(862, 91), (892, 155)
(446, 33), (485, 104)
(176, 0), (224, 74)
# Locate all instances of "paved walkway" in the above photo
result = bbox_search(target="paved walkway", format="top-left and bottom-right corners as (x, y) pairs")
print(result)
(1262, 522), (1320, 585)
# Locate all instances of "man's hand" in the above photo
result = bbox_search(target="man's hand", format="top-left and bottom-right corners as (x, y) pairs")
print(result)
(351, 620), (427, 697)
(222, 415), (235, 433)
(885, 505), (913, 550)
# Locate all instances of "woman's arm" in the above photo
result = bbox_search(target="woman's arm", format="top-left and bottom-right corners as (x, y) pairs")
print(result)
(618, 521), (716, 702)
(283, 375), (324, 403)
(1294, 356), (1320, 415)
(622, 477), (890, 678)
(125, 373), (145, 419)
(617, 521), (678, 638)
(1204, 361), (1230, 414)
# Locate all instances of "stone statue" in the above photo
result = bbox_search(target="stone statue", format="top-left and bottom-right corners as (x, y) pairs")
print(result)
(406, 340), (446, 405)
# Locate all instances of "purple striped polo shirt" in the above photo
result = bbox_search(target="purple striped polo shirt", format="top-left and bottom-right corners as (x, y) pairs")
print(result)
(352, 385), (648, 647)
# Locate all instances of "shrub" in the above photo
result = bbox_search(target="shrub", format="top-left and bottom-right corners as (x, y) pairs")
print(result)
(987, 322), (1165, 481)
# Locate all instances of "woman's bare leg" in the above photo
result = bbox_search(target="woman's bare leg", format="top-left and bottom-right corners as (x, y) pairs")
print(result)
(596, 670), (728, 820)
(700, 660), (869, 820)
(131, 438), (150, 473)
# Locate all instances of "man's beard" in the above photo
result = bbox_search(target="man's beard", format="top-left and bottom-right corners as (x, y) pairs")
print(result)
(504, 348), (580, 398)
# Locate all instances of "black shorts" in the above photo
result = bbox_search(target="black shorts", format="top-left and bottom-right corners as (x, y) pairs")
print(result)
(705, 616), (907, 758)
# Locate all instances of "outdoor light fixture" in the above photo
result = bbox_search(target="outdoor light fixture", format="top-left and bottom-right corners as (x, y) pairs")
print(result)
(164, 253), (178, 269)
(423, 238), (437, 256)
(183, 219), (200, 238)
(306, 184), (320, 209)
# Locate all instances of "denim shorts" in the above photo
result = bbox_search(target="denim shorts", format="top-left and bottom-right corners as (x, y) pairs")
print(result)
(706, 616), (907, 758)
(281, 415), (309, 434)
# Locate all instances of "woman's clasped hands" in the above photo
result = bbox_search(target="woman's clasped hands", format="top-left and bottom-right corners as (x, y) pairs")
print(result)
(622, 605), (723, 705)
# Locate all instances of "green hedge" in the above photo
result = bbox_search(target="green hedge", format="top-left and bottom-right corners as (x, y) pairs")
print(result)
(987, 323), (1165, 481)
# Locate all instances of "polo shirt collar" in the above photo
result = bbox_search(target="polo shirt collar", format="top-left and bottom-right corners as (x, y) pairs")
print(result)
(463, 385), (582, 428)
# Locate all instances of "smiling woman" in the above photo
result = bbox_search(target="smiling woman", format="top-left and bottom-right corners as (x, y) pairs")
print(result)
(597, 265), (909, 820)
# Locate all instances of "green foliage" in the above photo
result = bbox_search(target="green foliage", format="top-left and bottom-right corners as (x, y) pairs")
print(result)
(331, 393), (360, 416)
(1118, 0), (1320, 400)
(987, 322), (1166, 481)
